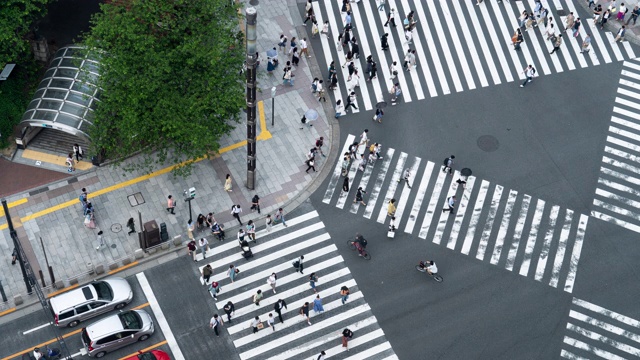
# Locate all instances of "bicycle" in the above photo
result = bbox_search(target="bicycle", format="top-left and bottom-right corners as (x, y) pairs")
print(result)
(346, 239), (371, 260)
(415, 264), (443, 282)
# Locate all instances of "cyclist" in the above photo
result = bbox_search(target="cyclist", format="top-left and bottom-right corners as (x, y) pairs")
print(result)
(419, 260), (438, 275)
(353, 233), (368, 256)
(33, 348), (43, 359)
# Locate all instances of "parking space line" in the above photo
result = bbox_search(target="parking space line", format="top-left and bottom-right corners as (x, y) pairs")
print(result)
(22, 322), (52, 335)
(136, 273), (184, 360)
(118, 340), (168, 360)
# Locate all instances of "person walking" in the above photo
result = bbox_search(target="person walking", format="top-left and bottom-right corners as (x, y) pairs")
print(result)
(322, 20), (330, 38)
(381, 33), (389, 51)
(231, 204), (243, 225)
(354, 187), (367, 205)
(520, 65), (536, 87)
(95, 231), (106, 250)
(335, 100), (345, 118)
(368, 62), (377, 81)
(267, 313), (275, 331)
(443, 155), (455, 174)
(398, 168), (412, 188)
(187, 239), (197, 261)
(293, 255), (304, 274)
(224, 174), (233, 192)
(199, 237), (210, 259)
(600, 9), (611, 29)
(391, 83), (402, 103)
(79, 188), (89, 211)
(387, 198), (396, 217)
(65, 153), (75, 172)
(278, 34), (287, 53)
(614, 26), (627, 42)
(309, 273), (319, 293)
(253, 289), (263, 306)
(227, 264), (239, 283)
(300, 37), (310, 58)
(581, 34), (592, 53)
(342, 328), (354, 351)
(245, 220), (256, 242)
(384, 8), (396, 27)
(389, 61), (397, 81)
(313, 294), (325, 314)
(618, 3), (627, 22)
(209, 314), (224, 337)
(316, 80), (326, 102)
(626, 5), (639, 25)
(291, 47), (300, 67)
(442, 196), (456, 214)
(267, 273), (278, 294)
(305, 157), (316, 173)
(250, 316), (261, 334)
(512, 28), (523, 50)
(340, 285), (350, 304)
(72, 144), (83, 162)
(266, 214), (273, 232)
(342, 176), (350, 192)
(374, 108), (384, 123)
(315, 137), (326, 157)
(545, 23), (555, 40)
(565, 12), (575, 31)
(250, 194), (260, 214)
(202, 264), (213, 284)
(187, 219), (195, 241)
(537, 7), (548, 27)
(572, 18), (581, 37)
(223, 301), (235, 322)
(126, 217), (136, 235)
(208, 281), (221, 300)
(316, 351), (326, 360)
(304, 0), (314, 23)
(275, 207), (288, 226)
(274, 299), (288, 323)
(300, 302), (312, 325)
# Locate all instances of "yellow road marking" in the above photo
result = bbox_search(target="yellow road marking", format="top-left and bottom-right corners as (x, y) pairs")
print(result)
(0, 198), (28, 217)
(108, 261), (139, 275)
(21, 149), (93, 171)
(118, 340), (168, 360)
(0, 307), (16, 317)
(0, 101), (270, 232)
(2, 303), (151, 360)
(46, 283), (80, 298)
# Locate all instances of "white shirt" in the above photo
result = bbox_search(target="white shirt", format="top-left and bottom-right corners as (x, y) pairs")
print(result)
(361, 131), (368, 144)
(336, 103), (345, 114)
(427, 263), (438, 274)
(210, 316), (220, 327)
(237, 230), (245, 240)
(322, 23), (329, 34)
(300, 38), (307, 49)
(251, 318), (261, 327)
(448, 197), (456, 207)
(268, 275), (277, 286)
(316, 82), (323, 92)
(199, 238), (209, 247)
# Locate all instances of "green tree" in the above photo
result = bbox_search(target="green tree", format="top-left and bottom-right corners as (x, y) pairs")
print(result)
(81, 0), (246, 176)
(0, 0), (49, 66)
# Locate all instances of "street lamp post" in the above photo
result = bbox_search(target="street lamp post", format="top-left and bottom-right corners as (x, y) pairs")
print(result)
(271, 86), (276, 126)
(246, 7), (257, 190)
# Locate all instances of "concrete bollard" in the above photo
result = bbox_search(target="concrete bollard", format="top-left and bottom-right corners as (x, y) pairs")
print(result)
(161, 242), (170, 250)
(54, 280), (64, 289)
(109, 263), (119, 271)
(134, 249), (144, 259)
(69, 278), (79, 286)
(14, 294), (23, 306)
(122, 257), (132, 266)
(95, 264), (105, 275)
(173, 235), (182, 246)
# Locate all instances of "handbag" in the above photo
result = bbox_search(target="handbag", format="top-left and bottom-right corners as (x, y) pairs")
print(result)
(257, 322), (265, 329)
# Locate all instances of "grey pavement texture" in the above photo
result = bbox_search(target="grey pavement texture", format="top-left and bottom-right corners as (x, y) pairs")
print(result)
(0, 0), (338, 312)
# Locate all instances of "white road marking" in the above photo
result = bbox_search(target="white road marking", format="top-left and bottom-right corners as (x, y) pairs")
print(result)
(376, 152), (407, 223)
(563, 215), (587, 293)
(461, 180), (490, 255)
(563, 336), (625, 360)
(505, 195), (531, 272)
(476, 185), (503, 261)
(405, 161), (434, 234)
(448, 176), (476, 250)
(519, 198), (546, 277)
(418, 168), (448, 239)
(392, 157), (421, 227)
(534, 205), (560, 282)
(22, 322), (51, 335)
(549, 209), (573, 288)
(490, 189), (518, 264)
(323, 135), (356, 204)
(433, 170), (460, 245)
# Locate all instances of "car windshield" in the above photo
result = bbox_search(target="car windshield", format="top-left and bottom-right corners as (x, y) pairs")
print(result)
(138, 353), (157, 360)
(118, 311), (142, 330)
(92, 281), (113, 301)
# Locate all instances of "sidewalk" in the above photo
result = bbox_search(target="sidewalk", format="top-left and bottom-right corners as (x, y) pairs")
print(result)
(579, 0), (640, 46)
(0, 0), (337, 313)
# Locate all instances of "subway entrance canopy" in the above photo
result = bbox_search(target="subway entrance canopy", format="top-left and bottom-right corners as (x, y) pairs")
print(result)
(16, 46), (100, 147)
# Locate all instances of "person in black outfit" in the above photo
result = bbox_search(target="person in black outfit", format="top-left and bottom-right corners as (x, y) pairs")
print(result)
(224, 301), (235, 322)
(273, 299), (288, 323)
(381, 33), (389, 50)
(250, 194), (261, 214)
(342, 176), (350, 192)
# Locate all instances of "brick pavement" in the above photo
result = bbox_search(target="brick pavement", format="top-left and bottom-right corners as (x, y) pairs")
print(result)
(0, 0), (338, 312)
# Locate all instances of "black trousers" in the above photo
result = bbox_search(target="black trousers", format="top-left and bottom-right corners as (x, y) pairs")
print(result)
(233, 213), (242, 225)
(275, 309), (284, 323)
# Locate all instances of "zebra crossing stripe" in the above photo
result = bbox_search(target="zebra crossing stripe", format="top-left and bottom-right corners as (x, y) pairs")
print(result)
(622, 68), (640, 81)
(600, 166), (640, 187)
(598, 177), (640, 200)
(612, 106), (640, 120)
(561, 1), (588, 69)
(344, 342), (393, 359)
(433, 170), (461, 245)
(313, 2), (344, 107)
(490, 189), (518, 265)
(505, 195), (532, 271)
(591, 210), (640, 233)
(609, 125), (640, 144)
(605, 143), (640, 163)
(554, 15), (577, 71)
(519, 1), (552, 75)
(509, 3), (544, 75)
(572, 297), (640, 328)
(388, 0), (425, 100)
(392, 157), (421, 227)
(372, 3), (413, 102)
(359, 0), (393, 99)
(363, 148), (395, 219)
(439, 0), (476, 90)
(448, 176), (477, 250)
(620, 77), (640, 90)
(322, 328), (386, 358)
(534, 205), (560, 282)
(563, 214), (587, 293)
(548, 209), (573, 288)
(336, 151), (361, 209)
(563, 336), (626, 360)
(418, 168), (448, 239)
(569, 310), (640, 344)
(462, 0), (504, 84)
(376, 152), (408, 223)
(612, 117), (640, 135)
(348, 0), (382, 105)
(560, 349), (589, 360)
(488, 1), (525, 80)
(593, 198), (640, 220)
(567, 322), (640, 357)
(604, 32), (625, 62)
(263, 316), (380, 360)
(380, 356), (400, 360)
(414, 0), (451, 94)
(323, 134), (356, 204)
(451, 0), (489, 87)
(618, 87), (640, 101)
(616, 96), (640, 112)
(405, 161), (434, 234)
(233, 294), (366, 347)
(461, 180), (490, 255)
(519, 198), (546, 276)
(623, 41), (636, 59)
(426, 0), (463, 92)
(238, 304), (371, 360)
(399, 0), (438, 96)
(476, 185), (504, 261)
(349, 156), (375, 214)
(603, 153), (640, 175)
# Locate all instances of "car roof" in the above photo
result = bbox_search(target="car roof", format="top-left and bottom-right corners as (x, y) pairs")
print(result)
(49, 283), (97, 312)
(85, 311), (127, 339)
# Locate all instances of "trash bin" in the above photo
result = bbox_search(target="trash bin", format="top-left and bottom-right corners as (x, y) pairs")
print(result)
(160, 222), (168, 242)
(143, 220), (160, 249)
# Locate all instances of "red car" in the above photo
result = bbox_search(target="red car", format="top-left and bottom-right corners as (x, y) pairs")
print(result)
(124, 350), (170, 360)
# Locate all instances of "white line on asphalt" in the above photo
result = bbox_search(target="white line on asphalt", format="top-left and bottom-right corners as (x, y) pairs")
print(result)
(136, 272), (185, 360)
(507, 3), (540, 75)
(566, 322), (640, 357)
(388, 0), (425, 100)
(363, 148), (395, 219)
(433, 170), (460, 245)
(343, 342), (393, 359)
(623, 41), (636, 59)
(360, 0), (393, 98)
(392, 156), (421, 227)
(451, 0), (488, 87)
(323, 135), (356, 204)
(447, 176), (476, 250)
(563, 336), (625, 360)
(462, 0), (503, 84)
(476, 185), (504, 261)
(590, 210), (640, 233)
(70, 351), (84, 358)
(321, 328), (385, 358)
(404, 161), (434, 234)
(313, 2), (345, 106)
(569, 310), (640, 343)
(461, 180), (490, 255)
(490, 189), (518, 265)
(572, 297), (640, 328)
(413, 0), (450, 93)
(549, 209), (573, 288)
(349, 151), (375, 214)
(426, 0), (463, 91)
(400, 0), (438, 96)
(336, 148), (361, 209)
(593, 198), (640, 220)
(519, 198), (545, 276)
(505, 194), (531, 271)
(418, 168), (447, 239)
(534, 205), (560, 282)
(22, 322), (51, 335)
(487, 0), (524, 80)
(604, 32), (625, 62)
(376, 152), (407, 223)
(563, 214), (588, 293)
(440, 0), (476, 90)
(343, 2), (374, 111)
(560, 348), (589, 360)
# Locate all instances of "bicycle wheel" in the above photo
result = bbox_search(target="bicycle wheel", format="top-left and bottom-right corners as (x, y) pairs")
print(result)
(362, 251), (371, 260)
(347, 239), (356, 250)
(415, 265), (426, 273)
(433, 274), (443, 283)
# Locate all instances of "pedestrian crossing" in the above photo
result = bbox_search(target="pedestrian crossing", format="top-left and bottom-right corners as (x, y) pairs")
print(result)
(323, 135), (589, 293)
(194, 211), (397, 360)
(592, 59), (640, 235)
(561, 297), (640, 359)
(311, 0), (637, 111)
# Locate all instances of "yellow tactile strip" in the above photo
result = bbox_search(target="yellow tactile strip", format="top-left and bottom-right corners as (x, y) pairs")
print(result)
(21, 149), (93, 170)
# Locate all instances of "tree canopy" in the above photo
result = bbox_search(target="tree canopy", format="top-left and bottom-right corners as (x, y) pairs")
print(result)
(0, 0), (49, 66)
(81, 0), (246, 176)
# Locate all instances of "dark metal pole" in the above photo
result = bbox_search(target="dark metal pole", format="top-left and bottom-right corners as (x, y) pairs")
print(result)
(246, 7), (257, 190)
(271, 86), (276, 127)
(2, 199), (32, 294)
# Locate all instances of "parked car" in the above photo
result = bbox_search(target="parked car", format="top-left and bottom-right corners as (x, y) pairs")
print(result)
(123, 349), (170, 360)
(81, 309), (154, 358)
(49, 276), (133, 327)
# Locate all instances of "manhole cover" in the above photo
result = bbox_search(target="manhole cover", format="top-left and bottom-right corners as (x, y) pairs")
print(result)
(111, 223), (122, 233)
(249, 0), (259, 4)
(127, 192), (145, 206)
(111, 244), (117, 249)
(477, 135), (499, 152)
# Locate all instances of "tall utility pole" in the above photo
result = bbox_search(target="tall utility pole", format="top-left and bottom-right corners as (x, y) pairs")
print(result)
(245, 7), (257, 190)
(2, 199), (32, 294)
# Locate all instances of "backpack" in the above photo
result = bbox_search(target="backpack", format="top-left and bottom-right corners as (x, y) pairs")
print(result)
(301, 115), (307, 124)
(531, 67), (536, 75)
(316, 138), (323, 147)
(292, 260), (300, 269)
(443, 158), (449, 166)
